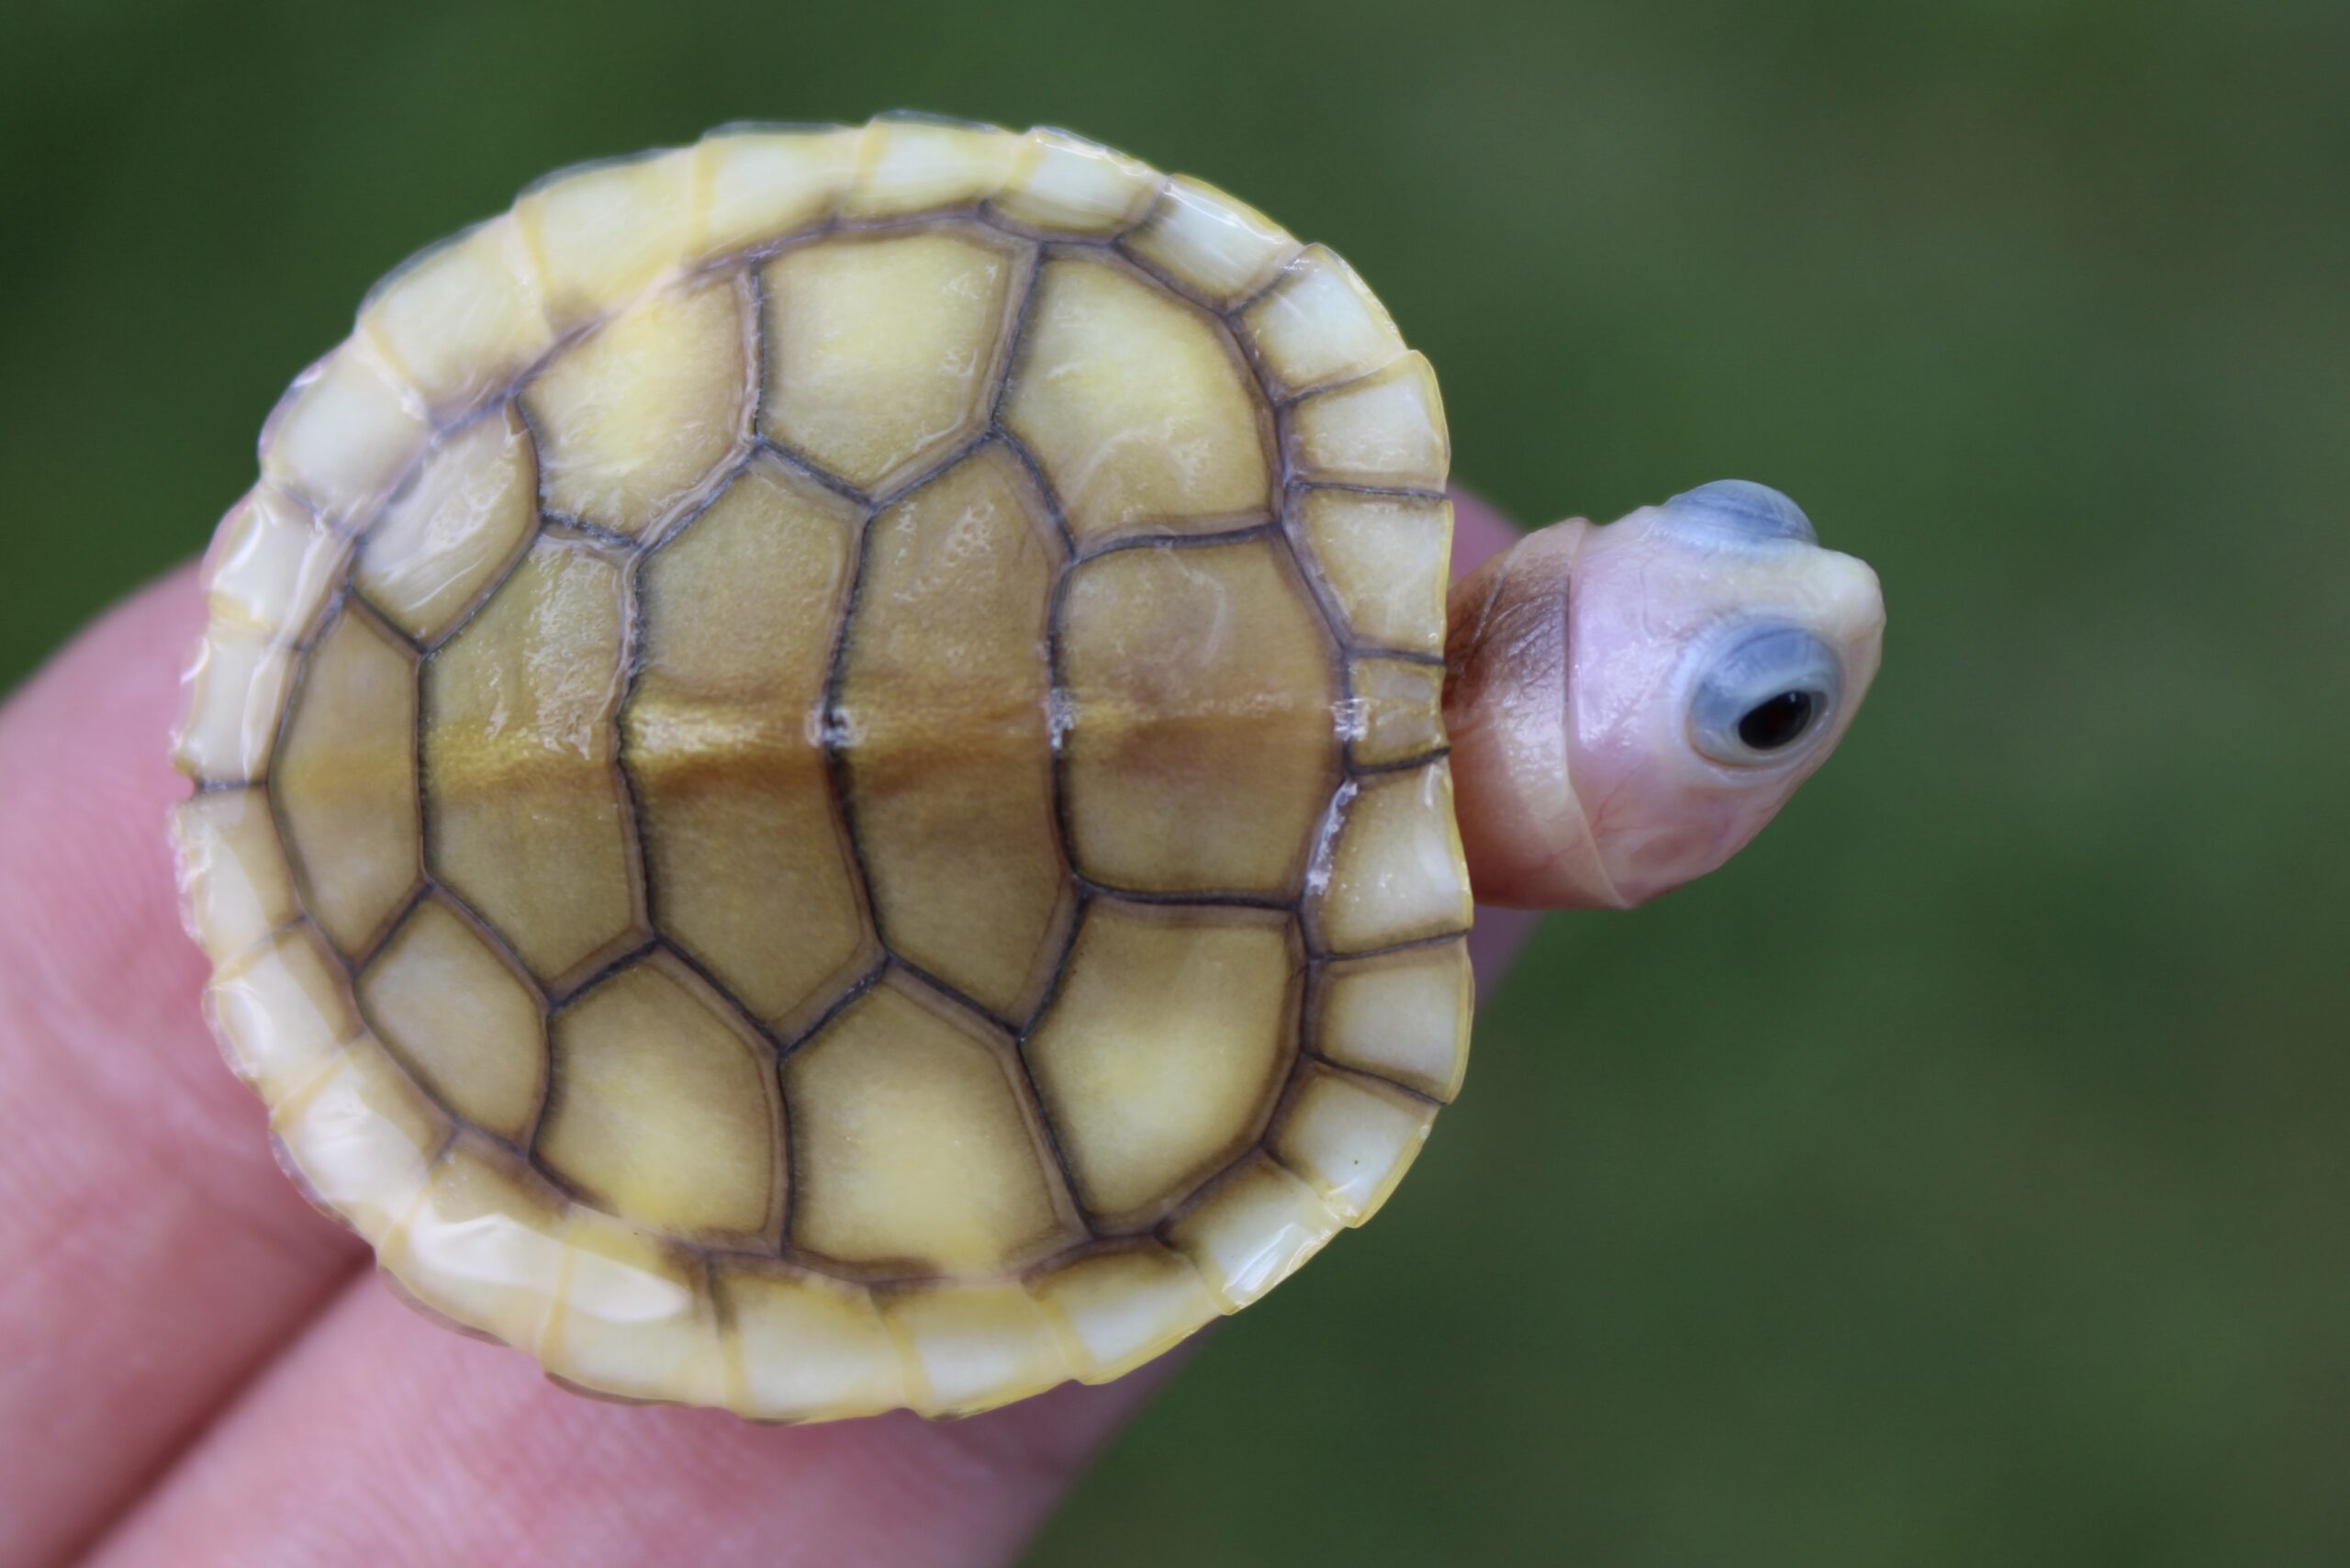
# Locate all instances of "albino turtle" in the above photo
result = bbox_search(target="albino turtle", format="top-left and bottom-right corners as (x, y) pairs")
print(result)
(169, 115), (1885, 1421)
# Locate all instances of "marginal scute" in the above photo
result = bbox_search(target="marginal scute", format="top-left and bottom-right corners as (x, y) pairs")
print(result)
(522, 273), (749, 539)
(991, 127), (1160, 236)
(846, 116), (1018, 219)
(1286, 351), (1449, 491)
(1164, 1152), (1343, 1312)
(206, 922), (360, 1102)
(1315, 937), (1472, 1103)
(259, 341), (431, 522)
(1349, 655), (1448, 769)
(171, 788), (299, 963)
(359, 216), (553, 415)
(423, 536), (643, 986)
(354, 405), (540, 644)
(274, 605), (420, 958)
(1239, 245), (1407, 398)
(382, 1140), (568, 1354)
(759, 228), (1025, 495)
(359, 897), (545, 1144)
(1026, 901), (1299, 1229)
(881, 1282), (1069, 1417)
(836, 445), (1073, 1019)
(268, 1031), (451, 1243)
(204, 487), (350, 644)
(695, 126), (856, 258)
(1310, 763), (1474, 956)
(540, 957), (782, 1240)
(515, 148), (698, 324)
(1002, 252), (1273, 545)
(173, 624), (295, 784)
(1061, 536), (1338, 896)
(1271, 1062), (1436, 1225)
(1030, 1244), (1221, 1383)
(625, 456), (873, 1033)
(784, 975), (1072, 1277)
(548, 1212), (733, 1408)
(1123, 175), (1302, 307)
(1292, 488), (1452, 657)
(718, 1265), (907, 1421)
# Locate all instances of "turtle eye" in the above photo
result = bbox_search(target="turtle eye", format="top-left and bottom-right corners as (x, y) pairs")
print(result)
(1688, 625), (1842, 767)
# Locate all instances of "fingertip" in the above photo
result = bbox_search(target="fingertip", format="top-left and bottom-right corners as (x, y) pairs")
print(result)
(1468, 905), (1540, 1000)
(1447, 486), (1524, 580)
(914, 1332), (1199, 1493)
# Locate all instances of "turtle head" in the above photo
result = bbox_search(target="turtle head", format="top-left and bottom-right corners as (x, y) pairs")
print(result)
(1444, 481), (1885, 909)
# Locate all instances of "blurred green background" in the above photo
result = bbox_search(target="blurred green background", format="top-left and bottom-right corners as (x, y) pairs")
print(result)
(6, 1), (2346, 1562)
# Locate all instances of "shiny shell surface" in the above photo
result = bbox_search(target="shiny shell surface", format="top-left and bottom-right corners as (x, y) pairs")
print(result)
(171, 115), (1472, 1420)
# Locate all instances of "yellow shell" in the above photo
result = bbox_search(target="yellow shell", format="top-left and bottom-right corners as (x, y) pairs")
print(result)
(171, 115), (1472, 1420)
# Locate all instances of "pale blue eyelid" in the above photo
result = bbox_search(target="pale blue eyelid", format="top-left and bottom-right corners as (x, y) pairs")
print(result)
(1662, 479), (1818, 544)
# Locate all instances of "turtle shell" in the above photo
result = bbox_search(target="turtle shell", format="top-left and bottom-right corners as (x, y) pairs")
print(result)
(171, 116), (1473, 1419)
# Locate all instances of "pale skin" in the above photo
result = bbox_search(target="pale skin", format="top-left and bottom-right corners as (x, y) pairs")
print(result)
(0, 485), (1877, 1566)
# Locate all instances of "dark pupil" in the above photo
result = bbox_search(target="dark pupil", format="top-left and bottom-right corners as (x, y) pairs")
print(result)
(1738, 690), (1816, 751)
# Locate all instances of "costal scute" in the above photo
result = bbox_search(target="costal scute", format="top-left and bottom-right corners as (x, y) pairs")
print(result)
(170, 116), (1472, 1420)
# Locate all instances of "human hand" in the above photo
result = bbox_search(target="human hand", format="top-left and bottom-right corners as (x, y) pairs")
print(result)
(0, 494), (1530, 1568)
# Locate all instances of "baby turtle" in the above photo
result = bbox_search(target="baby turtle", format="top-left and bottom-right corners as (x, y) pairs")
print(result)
(170, 115), (1885, 1420)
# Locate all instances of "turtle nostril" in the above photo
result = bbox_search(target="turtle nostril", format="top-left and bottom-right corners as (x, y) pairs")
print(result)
(1662, 479), (1818, 544)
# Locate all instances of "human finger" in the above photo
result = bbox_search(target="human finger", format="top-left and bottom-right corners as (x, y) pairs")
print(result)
(0, 568), (365, 1568)
(85, 1278), (1183, 1568)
